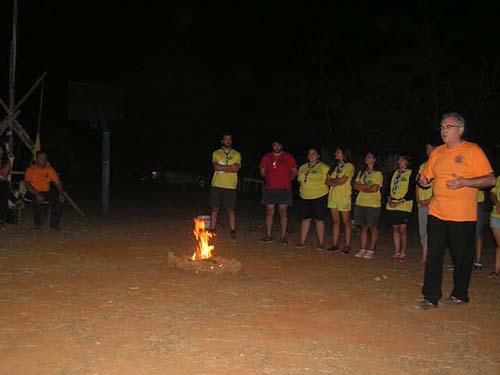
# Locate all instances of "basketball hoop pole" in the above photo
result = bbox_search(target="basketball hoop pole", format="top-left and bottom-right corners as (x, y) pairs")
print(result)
(101, 119), (110, 212)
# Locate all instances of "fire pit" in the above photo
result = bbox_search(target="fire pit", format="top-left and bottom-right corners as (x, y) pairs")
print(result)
(167, 218), (242, 275)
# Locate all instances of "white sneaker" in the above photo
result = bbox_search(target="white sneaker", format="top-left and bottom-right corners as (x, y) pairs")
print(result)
(363, 250), (375, 259)
(355, 249), (366, 258)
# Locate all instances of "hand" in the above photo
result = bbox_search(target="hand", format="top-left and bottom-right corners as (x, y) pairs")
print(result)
(418, 175), (430, 187)
(388, 200), (396, 208)
(0, 175), (5, 181)
(446, 173), (467, 190)
(36, 193), (44, 203)
(496, 203), (500, 213)
(419, 199), (430, 207)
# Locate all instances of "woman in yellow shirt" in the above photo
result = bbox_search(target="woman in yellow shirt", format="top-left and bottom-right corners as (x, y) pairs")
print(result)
(296, 148), (330, 249)
(416, 143), (435, 264)
(326, 147), (355, 253)
(386, 154), (416, 262)
(353, 152), (383, 259)
(489, 176), (500, 277)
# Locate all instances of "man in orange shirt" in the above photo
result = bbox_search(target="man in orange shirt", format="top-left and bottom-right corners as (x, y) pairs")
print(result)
(25, 151), (64, 230)
(415, 113), (495, 309)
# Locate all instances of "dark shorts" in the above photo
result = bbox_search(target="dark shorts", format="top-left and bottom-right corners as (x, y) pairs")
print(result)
(209, 187), (237, 210)
(354, 205), (381, 228)
(386, 209), (411, 225)
(261, 189), (293, 206)
(300, 194), (328, 221)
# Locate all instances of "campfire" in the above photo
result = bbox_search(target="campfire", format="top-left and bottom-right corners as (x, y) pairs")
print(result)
(191, 218), (214, 260)
(167, 217), (242, 275)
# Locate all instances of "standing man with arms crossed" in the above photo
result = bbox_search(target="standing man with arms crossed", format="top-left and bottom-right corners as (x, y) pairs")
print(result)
(416, 113), (495, 309)
(259, 141), (297, 244)
(209, 134), (241, 240)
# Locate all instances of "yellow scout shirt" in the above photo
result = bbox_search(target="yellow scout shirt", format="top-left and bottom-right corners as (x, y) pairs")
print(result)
(491, 176), (500, 219)
(386, 168), (414, 213)
(297, 162), (330, 200)
(211, 148), (241, 189)
(477, 190), (485, 204)
(355, 170), (383, 208)
(327, 162), (354, 206)
(417, 162), (433, 202)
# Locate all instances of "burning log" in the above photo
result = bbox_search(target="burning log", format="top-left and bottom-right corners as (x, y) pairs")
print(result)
(166, 217), (241, 274)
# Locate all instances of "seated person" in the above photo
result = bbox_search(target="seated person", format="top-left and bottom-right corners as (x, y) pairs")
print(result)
(24, 151), (64, 230)
(0, 143), (22, 229)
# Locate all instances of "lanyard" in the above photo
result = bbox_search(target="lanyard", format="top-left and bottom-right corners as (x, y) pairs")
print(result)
(222, 148), (231, 165)
(362, 169), (373, 184)
(303, 162), (318, 184)
(334, 162), (345, 178)
(392, 168), (407, 196)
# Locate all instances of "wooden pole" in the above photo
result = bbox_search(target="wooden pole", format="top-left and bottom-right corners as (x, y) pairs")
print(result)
(63, 191), (85, 217)
(8, 0), (18, 155)
(13, 72), (47, 113)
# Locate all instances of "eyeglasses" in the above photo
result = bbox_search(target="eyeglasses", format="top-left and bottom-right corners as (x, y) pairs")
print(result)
(438, 125), (461, 131)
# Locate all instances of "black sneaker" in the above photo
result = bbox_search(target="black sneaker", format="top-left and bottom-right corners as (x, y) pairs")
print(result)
(474, 263), (482, 273)
(279, 236), (288, 245)
(260, 236), (274, 244)
(230, 230), (236, 240)
(414, 299), (437, 310)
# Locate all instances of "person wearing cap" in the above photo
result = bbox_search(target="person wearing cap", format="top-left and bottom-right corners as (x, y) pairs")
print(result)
(259, 141), (297, 244)
(416, 112), (495, 310)
(386, 154), (416, 262)
(209, 134), (241, 240)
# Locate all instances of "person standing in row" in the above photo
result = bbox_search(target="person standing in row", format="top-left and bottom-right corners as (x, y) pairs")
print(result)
(489, 176), (500, 277)
(209, 134), (241, 239)
(387, 155), (416, 262)
(473, 191), (485, 273)
(296, 147), (330, 249)
(259, 141), (297, 244)
(416, 112), (495, 309)
(416, 143), (436, 264)
(326, 147), (354, 253)
(353, 152), (383, 259)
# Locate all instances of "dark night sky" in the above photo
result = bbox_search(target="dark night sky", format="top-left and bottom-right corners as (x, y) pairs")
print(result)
(1, 1), (499, 177)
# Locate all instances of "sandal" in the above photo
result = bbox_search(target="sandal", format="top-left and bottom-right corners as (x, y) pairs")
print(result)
(326, 245), (340, 252)
(488, 271), (499, 278)
(392, 252), (401, 261)
(398, 253), (407, 262)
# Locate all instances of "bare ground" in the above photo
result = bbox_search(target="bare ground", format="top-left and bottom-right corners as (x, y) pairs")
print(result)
(1, 190), (499, 375)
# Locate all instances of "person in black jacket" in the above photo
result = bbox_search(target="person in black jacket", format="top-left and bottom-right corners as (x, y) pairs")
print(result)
(386, 154), (416, 261)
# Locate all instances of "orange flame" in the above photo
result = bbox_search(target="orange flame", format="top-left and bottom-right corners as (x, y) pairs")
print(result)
(191, 218), (215, 260)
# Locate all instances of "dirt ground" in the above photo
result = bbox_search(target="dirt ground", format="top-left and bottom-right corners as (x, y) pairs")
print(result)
(1, 189), (499, 375)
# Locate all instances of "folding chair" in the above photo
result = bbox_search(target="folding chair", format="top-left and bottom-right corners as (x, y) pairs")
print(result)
(17, 181), (52, 229)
